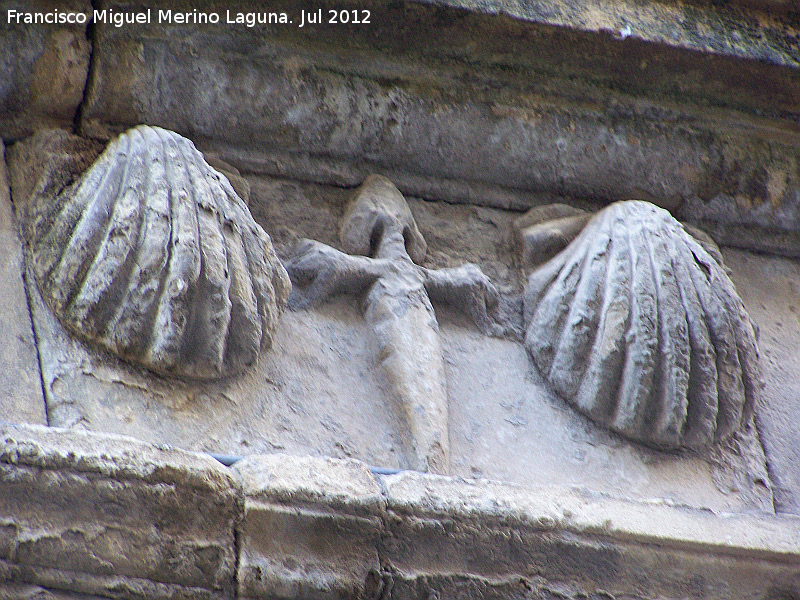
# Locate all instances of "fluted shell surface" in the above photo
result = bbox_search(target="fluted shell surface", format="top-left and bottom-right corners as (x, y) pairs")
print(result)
(28, 125), (290, 380)
(524, 200), (761, 449)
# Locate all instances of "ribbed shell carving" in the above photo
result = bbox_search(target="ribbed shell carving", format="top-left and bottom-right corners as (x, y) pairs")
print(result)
(524, 201), (761, 449)
(27, 125), (290, 380)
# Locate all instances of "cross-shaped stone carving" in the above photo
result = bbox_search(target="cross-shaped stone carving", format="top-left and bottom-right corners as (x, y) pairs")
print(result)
(285, 175), (499, 474)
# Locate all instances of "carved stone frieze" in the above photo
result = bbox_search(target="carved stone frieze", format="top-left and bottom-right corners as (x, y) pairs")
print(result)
(5, 0), (800, 592)
(25, 125), (290, 380)
(520, 200), (762, 449)
(286, 175), (498, 474)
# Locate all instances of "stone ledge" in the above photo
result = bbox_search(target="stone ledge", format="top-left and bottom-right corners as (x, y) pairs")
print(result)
(1, 423), (799, 599)
(381, 471), (800, 558)
(0, 423), (239, 600)
(380, 472), (800, 598)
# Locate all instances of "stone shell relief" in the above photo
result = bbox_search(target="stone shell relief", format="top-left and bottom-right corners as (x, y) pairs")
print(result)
(523, 200), (762, 450)
(27, 125), (290, 380)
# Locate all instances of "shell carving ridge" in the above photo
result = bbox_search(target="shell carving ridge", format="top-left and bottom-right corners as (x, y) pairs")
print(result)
(28, 125), (290, 380)
(524, 200), (761, 449)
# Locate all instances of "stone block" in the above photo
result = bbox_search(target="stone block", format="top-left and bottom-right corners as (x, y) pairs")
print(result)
(0, 423), (239, 600)
(232, 454), (385, 600)
(0, 424), (798, 600)
(78, 0), (800, 257)
(0, 140), (46, 425)
(0, 0), (91, 140)
(379, 471), (800, 600)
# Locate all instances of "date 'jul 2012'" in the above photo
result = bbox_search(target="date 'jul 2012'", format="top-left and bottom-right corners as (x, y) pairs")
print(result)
(6, 8), (372, 28)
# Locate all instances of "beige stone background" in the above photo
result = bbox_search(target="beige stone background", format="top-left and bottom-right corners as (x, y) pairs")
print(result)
(4, 1), (800, 598)
(2, 0), (800, 525)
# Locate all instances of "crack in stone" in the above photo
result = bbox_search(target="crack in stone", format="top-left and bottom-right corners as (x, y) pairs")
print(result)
(73, 1), (98, 137)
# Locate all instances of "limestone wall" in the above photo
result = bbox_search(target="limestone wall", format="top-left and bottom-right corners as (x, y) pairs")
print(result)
(2, 0), (800, 597)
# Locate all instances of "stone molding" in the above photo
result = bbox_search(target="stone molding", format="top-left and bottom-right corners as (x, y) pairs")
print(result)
(1, 423), (799, 599)
(3, 0), (800, 255)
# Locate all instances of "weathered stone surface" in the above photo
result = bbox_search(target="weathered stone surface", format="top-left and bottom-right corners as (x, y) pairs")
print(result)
(723, 248), (800, 515)
(514, 204), (590, 268)
(25, 125), (290, 381)
(524, 201), (762, 449)
(435, 0), (800, 67)
(0, 583), (108, 599)
(287, 175), (499, 474)
(0, 141), (46, 425)
(0, 422), (239, 599)
(441, 309), (775, 514)
(7, 129), (104, 213)
(380, 471), (800, 600)
(232, 454), (384, 600)
(203, 153), (252, 207)
(339, 175), (427, 264)
(78, 0), (800, 257)
(0, 1), (91, 140)
(290, 175), (452, 474)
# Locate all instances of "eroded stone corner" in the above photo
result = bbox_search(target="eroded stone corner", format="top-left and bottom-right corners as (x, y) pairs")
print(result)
(0, 423), (240, 600)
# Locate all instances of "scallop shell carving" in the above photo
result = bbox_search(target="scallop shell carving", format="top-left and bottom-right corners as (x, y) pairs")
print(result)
(27, 125), (290, 380)
(524, 200), (761, 449)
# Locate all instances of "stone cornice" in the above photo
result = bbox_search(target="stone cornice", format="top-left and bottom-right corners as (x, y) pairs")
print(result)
(2, 423), (799, 599)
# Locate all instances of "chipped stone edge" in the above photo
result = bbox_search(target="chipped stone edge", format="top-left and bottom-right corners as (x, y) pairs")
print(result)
(420, 0), (800, 68)
(2, 423), (800, 599)
(0, 423), (242, 599)
(0, 422), (237, 493)
(380, 470), (800, 561)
